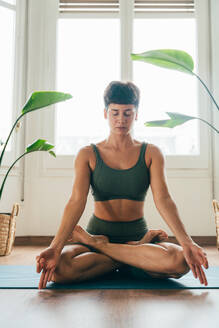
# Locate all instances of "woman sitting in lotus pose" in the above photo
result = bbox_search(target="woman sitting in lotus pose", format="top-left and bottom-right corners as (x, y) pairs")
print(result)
(36, 81), (209, 289)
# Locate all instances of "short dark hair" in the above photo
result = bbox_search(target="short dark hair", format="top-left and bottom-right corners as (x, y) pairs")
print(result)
(103, 81), (140, 110)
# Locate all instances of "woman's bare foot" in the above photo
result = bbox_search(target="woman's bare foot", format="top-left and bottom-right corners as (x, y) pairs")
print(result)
(126, 229), (168, 245)
(71, 225), (109, 246)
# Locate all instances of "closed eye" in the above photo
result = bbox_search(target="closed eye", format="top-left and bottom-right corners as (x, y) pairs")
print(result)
(112, 113), (131, 117)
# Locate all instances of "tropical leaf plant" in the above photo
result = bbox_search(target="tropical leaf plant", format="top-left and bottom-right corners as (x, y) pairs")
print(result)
(0, 91), (72, 201)
(0, 139), (56, 200)
(130, 49), (219, 134)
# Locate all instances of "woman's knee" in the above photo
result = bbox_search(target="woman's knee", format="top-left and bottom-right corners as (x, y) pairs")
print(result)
(52, 253), (73, 282)
(157, 243), (190, 277)
(52, 247), (89, 281)
(168, 247), (190, 278)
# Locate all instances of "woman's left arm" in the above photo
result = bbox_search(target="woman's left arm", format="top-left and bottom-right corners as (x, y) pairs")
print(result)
(149, 144), (209, 284)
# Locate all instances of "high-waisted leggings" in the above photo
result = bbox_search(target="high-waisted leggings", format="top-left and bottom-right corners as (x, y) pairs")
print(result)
(86, 214), (148, 243)
(82, 214), (152, 279)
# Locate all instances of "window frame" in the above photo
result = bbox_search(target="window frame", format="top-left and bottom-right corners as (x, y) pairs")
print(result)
(0, 0), (27, 177)
(41, 0), (211, 174)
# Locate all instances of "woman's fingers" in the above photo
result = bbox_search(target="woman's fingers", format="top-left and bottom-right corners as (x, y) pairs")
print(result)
(37, 258), (49, 289)
(190, 262), (208, 286)
(204, 256), (209, 269)
(39, 270), (46, 289)
(36, 261), (41, 273)
(36, 258), (45, 273)
(38, 267), (55, 289)
(195, 251), (209, 272)
(199, 252), (209, 269)
(195, 265), (203, 284)
(39, 269), (50, 289)
(196, 265), (208, 286)
(190, 263), (197, 279)
(48, 269), (55, 282)
(200, 266), (208, 286)
(42, 269), (50, 289)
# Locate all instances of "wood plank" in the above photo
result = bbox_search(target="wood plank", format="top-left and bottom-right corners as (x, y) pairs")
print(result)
(14, 235), (217, 246)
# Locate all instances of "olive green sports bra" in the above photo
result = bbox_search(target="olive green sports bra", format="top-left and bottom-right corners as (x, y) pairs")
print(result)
(90, 142), (150, 202)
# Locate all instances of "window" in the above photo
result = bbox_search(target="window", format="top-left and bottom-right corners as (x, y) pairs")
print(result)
(0, 1), (16, 153)
(56, 1), (120, 155)
(56, 0), (200, 157)
(44, 0), (209, 171)
(56, 17), (120, 155)
(133, 17), (198, 155)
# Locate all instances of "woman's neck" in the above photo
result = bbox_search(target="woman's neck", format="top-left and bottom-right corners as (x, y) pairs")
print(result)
(104, 134), (136, 151)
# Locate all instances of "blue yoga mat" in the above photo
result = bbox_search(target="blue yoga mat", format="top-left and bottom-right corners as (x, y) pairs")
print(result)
(0, 265), (218, 289)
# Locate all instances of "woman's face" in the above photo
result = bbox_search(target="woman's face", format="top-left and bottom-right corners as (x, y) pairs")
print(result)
(104, 103), (138, 135)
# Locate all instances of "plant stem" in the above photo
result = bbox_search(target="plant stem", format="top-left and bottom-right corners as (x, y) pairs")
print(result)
(193, 72), (219, 112)
(0, 150), (34, 201)
(198, 118), (219, 134)
(0, 113), (24, 167)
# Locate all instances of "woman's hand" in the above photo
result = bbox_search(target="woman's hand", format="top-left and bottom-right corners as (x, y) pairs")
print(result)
(182, 242), (209, 286)
(36, 247), (62, 289)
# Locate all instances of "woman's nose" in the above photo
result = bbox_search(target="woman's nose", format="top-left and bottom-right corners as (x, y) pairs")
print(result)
(117, 114), (127, 122)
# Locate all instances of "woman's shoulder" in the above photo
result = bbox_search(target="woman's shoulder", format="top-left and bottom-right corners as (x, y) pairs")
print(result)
(74, 145), (97, 172)
(144, 142), (165, 169)
(146, 142), (162, 151)
(146, 143), (164, 155)
(146, 143), (165, 170)
(76, 144), (95, 157)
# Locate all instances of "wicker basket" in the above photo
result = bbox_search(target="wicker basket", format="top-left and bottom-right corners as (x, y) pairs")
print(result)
(212, 199), (219, 250)
(0, 203), (20, 256)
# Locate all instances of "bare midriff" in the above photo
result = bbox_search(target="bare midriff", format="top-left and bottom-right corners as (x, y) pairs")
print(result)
(93, 199), (145, 222)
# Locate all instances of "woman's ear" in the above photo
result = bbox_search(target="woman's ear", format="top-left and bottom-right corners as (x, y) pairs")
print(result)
(135, 111), (138, 120)
(104, 108), (108, 119)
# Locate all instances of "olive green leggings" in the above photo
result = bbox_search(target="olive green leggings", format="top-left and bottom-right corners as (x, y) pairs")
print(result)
(84, 214), (152, 279)
(86, 214), (148, 243)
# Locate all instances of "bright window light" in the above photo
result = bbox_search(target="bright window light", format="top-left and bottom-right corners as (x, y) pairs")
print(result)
(133, 18), (198, 155)
(56, 17), (198, 156)
(0, 5), (16, 152)
(55, 18), (120, 155)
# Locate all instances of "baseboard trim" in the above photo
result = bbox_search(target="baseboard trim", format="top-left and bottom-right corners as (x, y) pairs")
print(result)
(14, 236), (217, 247)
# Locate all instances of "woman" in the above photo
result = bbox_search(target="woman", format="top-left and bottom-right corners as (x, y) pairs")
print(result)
(36, 81), (209, 290)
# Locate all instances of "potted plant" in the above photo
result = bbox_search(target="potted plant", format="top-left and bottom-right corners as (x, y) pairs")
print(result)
(0, 91), (72, 256)
(131, 49), (219, 247)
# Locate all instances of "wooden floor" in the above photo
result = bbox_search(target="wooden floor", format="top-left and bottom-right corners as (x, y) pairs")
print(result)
(0, 245), (219, 328)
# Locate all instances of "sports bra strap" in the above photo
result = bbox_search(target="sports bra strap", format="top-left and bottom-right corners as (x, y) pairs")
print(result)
(139, 142), (146, 161)
(91, 142), (146, 165)
(90, 143), (101, 162)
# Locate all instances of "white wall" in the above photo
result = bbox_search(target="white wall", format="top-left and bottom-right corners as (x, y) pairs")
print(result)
(210, 0), (219, 202)
(0, 0), (218, 238)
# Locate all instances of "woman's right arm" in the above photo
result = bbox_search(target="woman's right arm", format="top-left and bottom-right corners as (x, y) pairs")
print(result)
(36, 146), (92, 289)
(49, 146), (91, 253)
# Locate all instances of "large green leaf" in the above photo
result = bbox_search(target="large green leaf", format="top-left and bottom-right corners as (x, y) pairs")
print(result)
(0, 91), (70, 167)
(131, 49), (194, 75)
(144, 112), (196, 128)
(22, 91), (72, 114)
(26, 139), (56, 157)
(0, 139), (56, 200)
